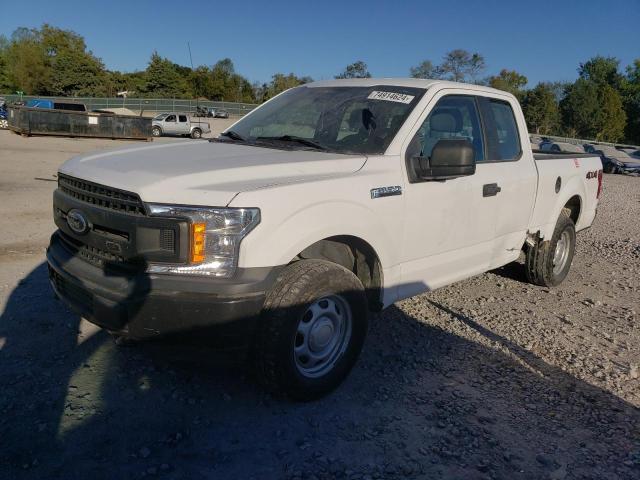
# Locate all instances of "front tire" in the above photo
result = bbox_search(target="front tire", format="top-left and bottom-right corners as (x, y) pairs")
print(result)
(525, 209), (576, 287)
(254, 259), (368, 401)
(191, 128), (202, 139)
(0, 119), (8, 129)
(151, 126), (162, 137)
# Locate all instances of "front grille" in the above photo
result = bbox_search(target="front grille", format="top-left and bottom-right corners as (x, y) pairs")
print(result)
(58, 232), (135, 270)
(58, 173), (146, 216)
(160, 228), (175, 251)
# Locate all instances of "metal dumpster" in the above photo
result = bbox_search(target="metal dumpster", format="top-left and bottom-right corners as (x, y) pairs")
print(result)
(7, 106), (152, 140)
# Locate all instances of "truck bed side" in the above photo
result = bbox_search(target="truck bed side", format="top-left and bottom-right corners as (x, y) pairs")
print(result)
(529, 152), (602, 239)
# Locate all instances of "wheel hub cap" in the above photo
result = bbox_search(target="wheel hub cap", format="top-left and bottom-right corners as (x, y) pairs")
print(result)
(309, 319), (334, 351)
(552, 230), (571, 275)
(294, 295), (353, 378)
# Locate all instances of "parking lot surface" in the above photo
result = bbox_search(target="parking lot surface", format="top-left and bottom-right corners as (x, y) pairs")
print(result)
(0, 129), (638, 479)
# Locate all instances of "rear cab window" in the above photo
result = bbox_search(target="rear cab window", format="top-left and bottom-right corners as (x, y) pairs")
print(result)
(179, 115), (188, 122)
(479, 98), (521, 161)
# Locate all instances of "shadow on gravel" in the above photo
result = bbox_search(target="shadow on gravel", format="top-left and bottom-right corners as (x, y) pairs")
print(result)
(1, 262), (639, 480)
(490, 259), (530, 284)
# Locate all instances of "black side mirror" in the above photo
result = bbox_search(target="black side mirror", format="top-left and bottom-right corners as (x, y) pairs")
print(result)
(407, 139), (476, 182)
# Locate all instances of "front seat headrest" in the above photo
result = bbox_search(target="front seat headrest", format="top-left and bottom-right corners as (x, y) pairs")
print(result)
(430, 110), (462, 133)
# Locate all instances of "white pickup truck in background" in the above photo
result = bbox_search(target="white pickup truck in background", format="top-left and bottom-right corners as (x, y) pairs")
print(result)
(47, 79), (603, 400)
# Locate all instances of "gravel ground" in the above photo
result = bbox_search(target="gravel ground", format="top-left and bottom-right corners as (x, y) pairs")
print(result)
(0, 130), (638, 479)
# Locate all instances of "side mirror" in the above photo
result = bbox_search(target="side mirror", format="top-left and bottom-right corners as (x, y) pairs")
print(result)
(407, 139), (476, 181)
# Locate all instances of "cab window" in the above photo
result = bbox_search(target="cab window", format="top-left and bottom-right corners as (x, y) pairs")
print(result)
(179, 115), (187, 122)
(165, 114), (176, 122)
(480, 99), (521, 161)
(415, 95), (484, 162)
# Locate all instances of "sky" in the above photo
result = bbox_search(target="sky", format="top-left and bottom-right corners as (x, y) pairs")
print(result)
(1, 0), (638, 87)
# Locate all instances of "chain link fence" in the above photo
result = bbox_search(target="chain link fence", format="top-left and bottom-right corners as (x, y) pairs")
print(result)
(1, 94), (258, 118)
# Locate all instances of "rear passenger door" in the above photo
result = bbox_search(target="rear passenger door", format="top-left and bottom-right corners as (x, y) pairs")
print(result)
(476, 97), (537, 268)
(177, 114), (190, 135)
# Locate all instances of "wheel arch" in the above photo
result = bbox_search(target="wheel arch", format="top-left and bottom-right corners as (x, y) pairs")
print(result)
(563, 195), (581, 225)
(293, 235), (384, 311)
(534, 175), (586, 240)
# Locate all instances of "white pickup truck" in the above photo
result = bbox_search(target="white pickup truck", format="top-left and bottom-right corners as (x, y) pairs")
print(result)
(48, 79), (603, 399)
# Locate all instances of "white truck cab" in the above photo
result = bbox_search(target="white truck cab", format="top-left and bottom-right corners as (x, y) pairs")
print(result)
(48, 79), (603, 399)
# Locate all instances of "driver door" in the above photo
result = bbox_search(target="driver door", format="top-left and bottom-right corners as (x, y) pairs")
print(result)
(163, 114), (177, 134)
(399, 92), (500, 298)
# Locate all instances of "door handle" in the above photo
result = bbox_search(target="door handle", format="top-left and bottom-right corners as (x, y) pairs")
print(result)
(483, 183), (501, 197)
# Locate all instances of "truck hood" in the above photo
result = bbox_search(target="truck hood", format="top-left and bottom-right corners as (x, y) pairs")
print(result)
(59, 140), (367, 206)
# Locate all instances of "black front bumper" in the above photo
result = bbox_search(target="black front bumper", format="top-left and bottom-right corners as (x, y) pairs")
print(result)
(47, 231), (279, 342)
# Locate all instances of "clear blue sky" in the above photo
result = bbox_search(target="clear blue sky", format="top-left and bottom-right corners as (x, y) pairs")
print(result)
(1, 0), (638, 86)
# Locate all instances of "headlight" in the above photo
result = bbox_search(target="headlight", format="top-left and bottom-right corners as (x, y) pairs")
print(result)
(145, 204), (260, 278)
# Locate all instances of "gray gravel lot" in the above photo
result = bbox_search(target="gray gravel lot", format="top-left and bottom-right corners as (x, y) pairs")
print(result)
(0, 130), (638, 479)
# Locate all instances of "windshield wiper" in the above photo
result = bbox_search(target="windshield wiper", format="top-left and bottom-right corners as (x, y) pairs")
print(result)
(256, 135), (327, 151)
(219, 130), (247, 142)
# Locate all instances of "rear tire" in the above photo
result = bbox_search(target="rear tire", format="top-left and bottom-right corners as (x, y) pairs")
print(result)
(525, 209), (576, 287)
(191, 128), (202, 139)
(254, 259), (368, 401)
(152, 126), (162, 137)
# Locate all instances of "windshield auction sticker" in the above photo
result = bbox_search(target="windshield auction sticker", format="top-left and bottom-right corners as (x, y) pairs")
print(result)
(367, 91), (415, 104)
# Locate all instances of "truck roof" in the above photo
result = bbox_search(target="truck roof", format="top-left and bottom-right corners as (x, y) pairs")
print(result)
(305, 77), (515, 99)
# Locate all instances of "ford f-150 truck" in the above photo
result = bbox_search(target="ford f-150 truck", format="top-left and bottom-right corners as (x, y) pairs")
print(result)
(47, 79), (603, 400)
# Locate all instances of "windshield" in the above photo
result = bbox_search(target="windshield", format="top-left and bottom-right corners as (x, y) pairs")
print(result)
(154, 113), (169, 120)
(222, 85), (425, 154)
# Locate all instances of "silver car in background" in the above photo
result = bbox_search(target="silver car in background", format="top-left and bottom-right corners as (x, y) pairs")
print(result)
(595, 145), (640, 174)
(152, 113), (211, 139)
(540, 142), (585, 153)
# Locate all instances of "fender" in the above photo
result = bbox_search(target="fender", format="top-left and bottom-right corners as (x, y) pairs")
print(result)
(238, 199), (396, 271)
(534, 173), (585, 240)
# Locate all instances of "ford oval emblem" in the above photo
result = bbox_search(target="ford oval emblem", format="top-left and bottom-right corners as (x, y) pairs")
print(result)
(67, 209), (89, 235)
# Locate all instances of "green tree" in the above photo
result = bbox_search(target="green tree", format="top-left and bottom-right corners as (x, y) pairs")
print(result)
(488, 69), (528, 99)
(206, 58), (256, 102)
(4, 27), (50, 94)
(561, 79), (626, 141)
(335, 61), (371, 79)
(106, 70), (146, 97)
(141, 52), (188, 98)
(578, 56), (624, 90)
(440, 49), (485, 83)
(0, 35), (12, 92)
(597, 84), (627, 141)
(268, 73), (311, 97)
(3, 24), (108, 96)
(409, 60), (443, 79)
(188, 65), (214, 99)
(622, 59), (640, 143)
(523, 83), (560, 135)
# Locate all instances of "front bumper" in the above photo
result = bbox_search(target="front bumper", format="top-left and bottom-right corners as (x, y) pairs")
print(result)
(610, 161), (640, 173)
(47, 231), (279, 342)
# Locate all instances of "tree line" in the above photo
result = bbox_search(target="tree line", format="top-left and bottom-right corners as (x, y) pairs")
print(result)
(407, 50), (639, 144)
(1, 25), (638, 144)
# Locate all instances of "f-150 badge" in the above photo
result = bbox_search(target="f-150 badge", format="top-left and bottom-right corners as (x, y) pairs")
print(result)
(371, 186), (402, 199)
